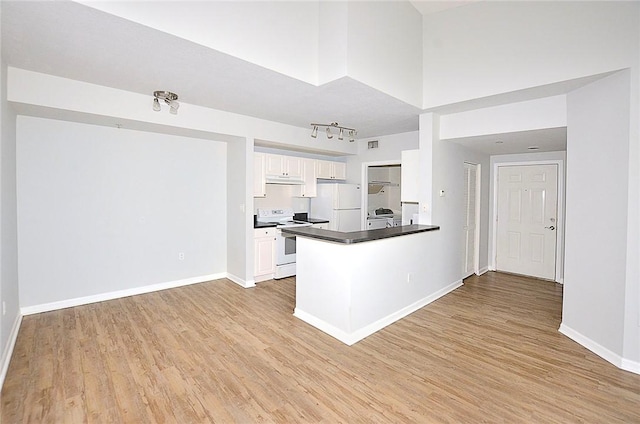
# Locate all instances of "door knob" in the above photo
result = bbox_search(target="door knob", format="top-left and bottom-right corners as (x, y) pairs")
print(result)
(545, 225), (555, 230)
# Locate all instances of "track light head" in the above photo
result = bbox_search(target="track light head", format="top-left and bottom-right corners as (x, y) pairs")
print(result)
(153, 91), (179, 114)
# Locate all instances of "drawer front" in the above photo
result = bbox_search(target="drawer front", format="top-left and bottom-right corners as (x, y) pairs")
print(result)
(254, 228), (276, 238)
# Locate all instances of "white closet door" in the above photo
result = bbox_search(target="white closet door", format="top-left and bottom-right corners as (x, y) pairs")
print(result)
(463, 163), (478, 278)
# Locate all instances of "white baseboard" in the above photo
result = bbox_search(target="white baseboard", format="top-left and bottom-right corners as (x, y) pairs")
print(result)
(477, 267), (489, 276)
(621, 358), (640, 374)
(1, 312), (23, 390)
(294, 279), (464, 346)
(226, 273), (255, 288)
(20, 273), (226, 316)
(559, 323), (640, 375)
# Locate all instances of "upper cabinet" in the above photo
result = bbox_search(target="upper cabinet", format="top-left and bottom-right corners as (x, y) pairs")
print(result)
(401, 149), (419, 202)
(265, 154), (303, 179)
(254, 153), (346, 197)
(317, 160), (346, 180)
(295, 158), (318, 198)
(253, 153), (266, 197)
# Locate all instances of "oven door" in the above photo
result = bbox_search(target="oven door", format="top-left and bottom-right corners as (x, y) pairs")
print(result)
(276, 230), (297, 265)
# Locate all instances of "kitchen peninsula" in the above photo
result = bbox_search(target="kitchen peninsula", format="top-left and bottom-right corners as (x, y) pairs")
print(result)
(281, 225), (462, 345)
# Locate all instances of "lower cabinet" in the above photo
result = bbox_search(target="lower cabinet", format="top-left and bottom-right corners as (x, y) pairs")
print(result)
(254, 228), (276, 282)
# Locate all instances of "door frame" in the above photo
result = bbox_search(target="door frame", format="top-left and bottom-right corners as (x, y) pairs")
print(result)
(490, 159), (565, 283)
(361, 160), (401, 229)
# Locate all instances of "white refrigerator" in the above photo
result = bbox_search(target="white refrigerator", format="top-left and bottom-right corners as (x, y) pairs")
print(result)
(310, 183), (362, 232)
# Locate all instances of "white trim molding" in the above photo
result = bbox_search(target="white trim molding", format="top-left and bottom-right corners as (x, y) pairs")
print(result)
(227, 273), (256, 288)
(491, 159), (565, 283)
(295, 279), (463, 346)
(559, 323), (640, 375)
(477, 267), (490, 276)
(0, 313), (23, 390)
(20, 273), (227, 316)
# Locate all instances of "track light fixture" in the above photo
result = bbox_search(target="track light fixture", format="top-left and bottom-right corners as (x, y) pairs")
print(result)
(310, 122), (357, 142)
(153, 91), (180, 115)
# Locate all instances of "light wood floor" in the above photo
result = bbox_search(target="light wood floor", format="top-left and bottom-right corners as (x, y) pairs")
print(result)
(2, 272), (639, 423)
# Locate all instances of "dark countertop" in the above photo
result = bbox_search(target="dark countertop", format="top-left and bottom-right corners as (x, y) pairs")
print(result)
(281, 224), (440, 244)
(305, 218), (330, 224)
(254, 222), (277, 229)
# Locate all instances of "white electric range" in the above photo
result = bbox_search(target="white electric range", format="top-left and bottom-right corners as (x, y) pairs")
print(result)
(256, 208), (312, 279)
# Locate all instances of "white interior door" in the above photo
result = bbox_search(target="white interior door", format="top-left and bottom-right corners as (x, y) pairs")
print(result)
(497, 164), (558, 280)
(463, 163), (479, 278)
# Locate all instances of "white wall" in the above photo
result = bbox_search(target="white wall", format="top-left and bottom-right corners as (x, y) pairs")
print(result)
(346, 1), (423, 107)
(347, 131), (419, 184)
(430, 124), (491, 281)
(83, 0), (423, 107)
(423, 1), (639, 108)
(82, 1), (320, 85)
(226, 136), (252, 287)
(7, 68), (357, 157)
(440, 96), (567, 140)
(0, 20), (21, 387)
(16, 117), (228, 308)
(562, 71), (630, 363)
(318, 2), (348, 85)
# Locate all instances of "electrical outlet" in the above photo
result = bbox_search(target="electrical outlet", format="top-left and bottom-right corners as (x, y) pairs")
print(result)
(2, 301), (6, 316)
(178, 252), (185, 261)
(407, 272), (414, 283)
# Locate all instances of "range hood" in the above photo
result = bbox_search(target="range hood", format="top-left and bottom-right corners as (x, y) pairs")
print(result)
(265, 175), (305, 185)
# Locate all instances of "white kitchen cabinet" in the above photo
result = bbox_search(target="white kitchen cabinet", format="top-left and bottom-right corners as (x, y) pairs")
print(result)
(265, 154), (303, 179)
(253, 153), (266, 197)
(295, 158), (317, 197)
(316, 160), (346, 180)
(312, 222), (328, 229)
(401, 149), (419, 202)
(254, 228), (276, 282)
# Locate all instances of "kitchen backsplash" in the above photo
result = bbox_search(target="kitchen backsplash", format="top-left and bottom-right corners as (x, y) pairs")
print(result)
(254, 184), (310, 213)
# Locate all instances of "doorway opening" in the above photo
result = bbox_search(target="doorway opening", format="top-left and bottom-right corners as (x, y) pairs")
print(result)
(362, 162), (402, 230)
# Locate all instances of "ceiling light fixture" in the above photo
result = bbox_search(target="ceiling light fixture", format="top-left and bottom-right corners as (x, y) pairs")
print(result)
(153, 90), (179, 115)
(310, 122), (357, 142)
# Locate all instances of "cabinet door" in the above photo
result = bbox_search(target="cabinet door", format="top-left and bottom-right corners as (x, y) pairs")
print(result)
(401, 149), (419, 202)
(332, 162), (347, 180)
(253, 153), (266, 197)
(254, 235), (276, 277)
(297, 158), (317, 197)
(264, 154), (285, 176)
(284, 156), (303, 179)
(316, 160), (334, 179)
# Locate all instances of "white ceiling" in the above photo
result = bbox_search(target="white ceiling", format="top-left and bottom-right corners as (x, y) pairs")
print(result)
(444, 127), (567, 156)
(1, 1), (567, 155)
(1, 1), (421, 141)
